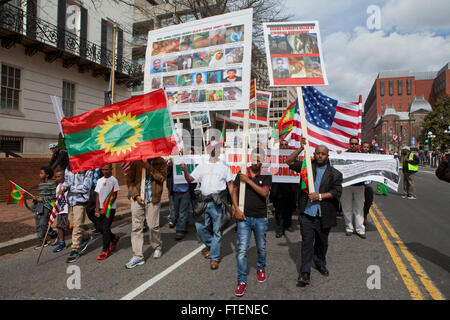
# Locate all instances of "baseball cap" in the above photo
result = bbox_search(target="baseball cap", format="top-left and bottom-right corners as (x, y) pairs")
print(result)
(49, 143), (58, 149)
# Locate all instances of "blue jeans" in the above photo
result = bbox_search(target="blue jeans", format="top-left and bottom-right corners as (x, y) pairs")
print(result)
(168, 194), (177, 224)
(173, 192), (191, 235)
(236, 217), (268, 283)
(195, 202), (223, 261)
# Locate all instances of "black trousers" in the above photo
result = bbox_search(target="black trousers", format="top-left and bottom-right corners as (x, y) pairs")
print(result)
(363, 185), (374, 219)
(86, 188), (98, 227)
(274, 194), (294, 232)
(299, 213), (330, 274)
(96, 209), (116, 251)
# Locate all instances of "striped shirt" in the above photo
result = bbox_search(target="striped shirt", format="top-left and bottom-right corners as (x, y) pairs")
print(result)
(38, 181), (56, 211)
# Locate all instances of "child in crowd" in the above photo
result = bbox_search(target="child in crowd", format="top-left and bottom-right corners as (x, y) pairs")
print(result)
(33, 166), (57, 249)
(95, 164), (120, 260)
(53, 170), (70, 253)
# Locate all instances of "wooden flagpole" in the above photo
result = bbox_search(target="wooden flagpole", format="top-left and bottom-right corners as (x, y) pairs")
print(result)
(36, 223), (52, 264)
(296, 86), (315, 193)
(238, 110), (250, 212)
(111, 21), (118, 178)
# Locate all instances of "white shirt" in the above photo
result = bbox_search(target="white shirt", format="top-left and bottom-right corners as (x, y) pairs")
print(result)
(56, 183), (68, 214)
(95, 176), (120, 209)
(190, 160), (233, 196)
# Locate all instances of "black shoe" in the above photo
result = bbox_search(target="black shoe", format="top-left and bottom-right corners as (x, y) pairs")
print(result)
(66, 250), (79, 263)
(315, 264), (329, 276)
(297, 272), (310, 287)
(356, 233), (366, 239)
(345, 231), (353, 236)
(79, 235), (91, 254)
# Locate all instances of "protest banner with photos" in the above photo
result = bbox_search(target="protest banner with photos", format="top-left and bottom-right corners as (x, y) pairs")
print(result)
(263, 21), (328, 86)
(189, 111), (211, 129)
(172, 149), (399, 190)
(144, 9), (253, 113)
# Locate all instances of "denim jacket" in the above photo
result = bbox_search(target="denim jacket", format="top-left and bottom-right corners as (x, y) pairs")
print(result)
(63, 167), (93, 206)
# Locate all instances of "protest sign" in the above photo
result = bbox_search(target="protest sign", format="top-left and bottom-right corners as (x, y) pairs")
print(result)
(144, 9), (253, 113)
(189, 111), (211, 129)
(263, 21), (328, 86)
(231, 90), (272, 125)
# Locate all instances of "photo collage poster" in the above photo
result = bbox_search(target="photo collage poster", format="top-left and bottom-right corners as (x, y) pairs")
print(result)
(189, 111), (211, 129)
(144, 9), (253, 113)
(263, 21), (328, 86)
(231, 83), (272, 125)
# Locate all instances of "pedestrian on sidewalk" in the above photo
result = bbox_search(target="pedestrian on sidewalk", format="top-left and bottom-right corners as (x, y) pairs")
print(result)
(32, 166), (58, 249)
(53, 170), (70, 253)
(125, 157), (167, 269)
(60, 165), (93, 263)
(180, 140), (234, 270)
(271, 139), (297, 238)
(401, 146), (419, 199)
(231, 148), (272, 297)
(286, 144), (343, 288)
(338, 137), (367, 239)
(95, 164), (120, 260)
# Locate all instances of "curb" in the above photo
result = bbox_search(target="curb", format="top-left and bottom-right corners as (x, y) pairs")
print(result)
(0, 200), (169, 257)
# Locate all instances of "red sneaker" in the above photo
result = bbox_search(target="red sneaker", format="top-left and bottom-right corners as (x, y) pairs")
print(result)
(234, 283), (246, 297)
(257, 270), (266, 283)
(97, 251), (109, 260)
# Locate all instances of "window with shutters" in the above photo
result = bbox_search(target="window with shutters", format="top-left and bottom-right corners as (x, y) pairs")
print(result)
(65, 1), (81, 54)
(388, 80), (393, 96)
(62, 81), (75, 117)
(397, 80), (403, 95)
(380, 80), (385, 96)
(0, 64), (21, 112)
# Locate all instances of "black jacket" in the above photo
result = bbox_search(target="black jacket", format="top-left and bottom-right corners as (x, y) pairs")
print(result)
(435, 160), (450, 183)
(289, 159), (343, 229)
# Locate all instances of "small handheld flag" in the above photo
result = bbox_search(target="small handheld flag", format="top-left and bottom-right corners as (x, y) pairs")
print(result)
(7, 182), (25, 206)
(102, 187), (115, 219)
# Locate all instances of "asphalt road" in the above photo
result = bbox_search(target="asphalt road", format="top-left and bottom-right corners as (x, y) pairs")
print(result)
(372, 167), (450, 299)
(0, 169), (447, 302)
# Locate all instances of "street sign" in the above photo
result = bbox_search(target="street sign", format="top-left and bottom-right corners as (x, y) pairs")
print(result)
(411, 136), (415, 146)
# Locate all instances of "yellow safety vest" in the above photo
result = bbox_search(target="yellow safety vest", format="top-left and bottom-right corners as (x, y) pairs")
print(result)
(408, 153), (418, 172)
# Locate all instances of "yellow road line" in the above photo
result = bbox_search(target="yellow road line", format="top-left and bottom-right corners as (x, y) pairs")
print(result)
(372, 203), (444, 300)
(369, 208), (424, 300)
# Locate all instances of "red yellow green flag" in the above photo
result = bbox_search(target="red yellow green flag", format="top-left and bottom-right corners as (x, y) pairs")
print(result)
(271, 99), (297, 139)
(299, 157), (308, 193)
(219, 120), (226, 145)
(7, 182), (25, 206)
(61, 89), (178, 173)
(102, 187), (115, 219)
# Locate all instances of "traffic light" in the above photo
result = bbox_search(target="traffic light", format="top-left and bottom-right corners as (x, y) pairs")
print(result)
(425, 139), (429, 143)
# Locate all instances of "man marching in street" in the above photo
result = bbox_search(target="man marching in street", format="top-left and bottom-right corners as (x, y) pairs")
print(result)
(60, 165), (93, 263)
(180, 140), (234, 270)
(286, 141), (343, 287)
(125, 157), (167, 269)
(231, 148), (272, 297)
(401, 146), (419, 199)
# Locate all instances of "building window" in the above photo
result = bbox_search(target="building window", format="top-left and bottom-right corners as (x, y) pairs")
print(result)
(380, 80), (385, 96)
(399, 103), (402, 110)
(178, 13), (197, 23)
(0, 64), (21, 111)
(397, 80), (402, 95)
(0, 136), (23, 153)
(388, 80), (393, 96)
(62, 81), (75, 117)
(160, 16), (175, 28)
(406, 79), (411, 95)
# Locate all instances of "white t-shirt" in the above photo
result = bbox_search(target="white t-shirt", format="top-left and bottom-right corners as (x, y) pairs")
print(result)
(190, 160), (233, 196)
(56, 183), (68, 214)
(95, 176), (120, 209)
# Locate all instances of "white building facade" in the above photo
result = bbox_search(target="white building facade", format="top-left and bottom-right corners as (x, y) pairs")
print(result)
(0, 0), (140, 157)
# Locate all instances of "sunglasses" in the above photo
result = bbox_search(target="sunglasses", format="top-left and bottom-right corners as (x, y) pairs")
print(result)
(350, 143), (359, 145)
(280, 143), (288, 146)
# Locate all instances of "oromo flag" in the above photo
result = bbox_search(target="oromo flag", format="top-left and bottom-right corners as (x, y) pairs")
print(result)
(61, 89), (178, 173)
(7, 182), (25, 206)
(288, 86), (362, 151)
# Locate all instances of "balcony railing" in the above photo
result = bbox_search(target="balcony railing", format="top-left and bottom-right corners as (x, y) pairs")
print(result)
(0, 3), (141, 79)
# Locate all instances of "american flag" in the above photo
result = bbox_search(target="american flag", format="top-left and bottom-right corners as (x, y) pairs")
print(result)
(48, 193), (67, 225)
(120, 161), (131, 174)
(288, 86), (362, 151)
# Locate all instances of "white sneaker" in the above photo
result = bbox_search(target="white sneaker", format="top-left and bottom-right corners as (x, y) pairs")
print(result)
(401, 194), (407, 198)
(153, 249), (162, 259)
(125, 257), (145, 269)
(408, 196), (416, 200)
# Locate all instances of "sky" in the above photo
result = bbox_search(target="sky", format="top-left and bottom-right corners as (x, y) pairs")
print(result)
(283, 0), (450, 103)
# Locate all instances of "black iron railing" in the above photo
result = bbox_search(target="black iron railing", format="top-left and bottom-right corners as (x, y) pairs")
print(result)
(0, 3), (141, 78)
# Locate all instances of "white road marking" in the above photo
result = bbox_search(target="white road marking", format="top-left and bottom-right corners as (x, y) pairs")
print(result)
(121, 224), (235, 300)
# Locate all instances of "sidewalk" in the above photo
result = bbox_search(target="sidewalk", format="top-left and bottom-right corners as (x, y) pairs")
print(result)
(0, 183), (170, 255)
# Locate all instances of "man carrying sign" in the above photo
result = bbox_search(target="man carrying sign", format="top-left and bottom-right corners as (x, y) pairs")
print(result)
(180, 141), (234, 270)
(286, 143), (343, 288)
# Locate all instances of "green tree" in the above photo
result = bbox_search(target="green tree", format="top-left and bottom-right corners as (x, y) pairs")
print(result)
(420, 95), (450, 151)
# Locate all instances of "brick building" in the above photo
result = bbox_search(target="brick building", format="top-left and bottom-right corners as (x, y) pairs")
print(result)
(363, 62), (450, 152)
